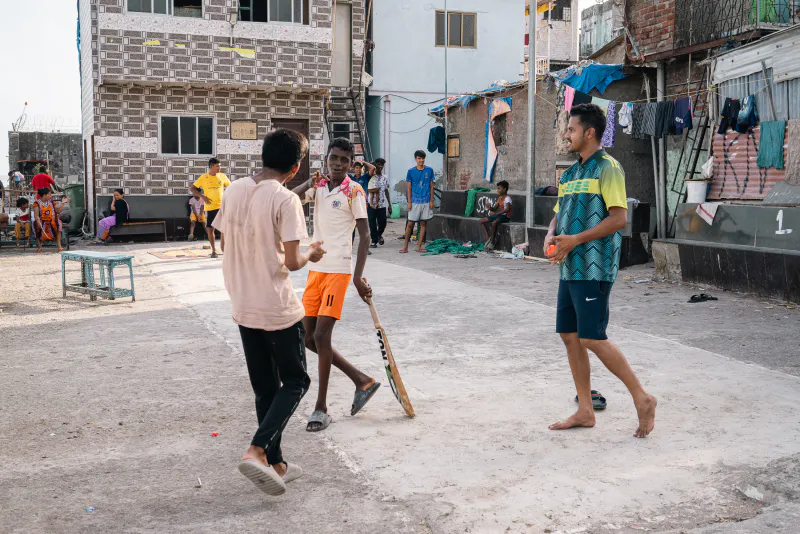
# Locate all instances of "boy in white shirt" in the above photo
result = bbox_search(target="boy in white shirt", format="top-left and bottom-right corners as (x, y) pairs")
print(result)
(292, 138), (380, 432)
(15, 197), (32, 247)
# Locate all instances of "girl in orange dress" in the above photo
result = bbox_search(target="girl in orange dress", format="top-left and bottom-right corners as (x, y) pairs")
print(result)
(33, 188), (66, 252)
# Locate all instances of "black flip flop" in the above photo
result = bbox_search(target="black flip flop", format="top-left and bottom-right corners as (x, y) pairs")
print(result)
(574, 390), (607, 410)
(351, 382), (381, 416)
(688, 293), (718, 303)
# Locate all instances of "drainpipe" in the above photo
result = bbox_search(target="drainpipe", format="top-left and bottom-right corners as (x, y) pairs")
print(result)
(383, 95), (391, 182)
(657, 61), (667, 239)
(526, 1), (537, 229)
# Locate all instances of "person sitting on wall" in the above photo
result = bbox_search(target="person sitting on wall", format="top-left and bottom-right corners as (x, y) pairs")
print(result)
(479, 180), (513, 251)
(95, 189), (130, 245)
(33, 188), (68, 252)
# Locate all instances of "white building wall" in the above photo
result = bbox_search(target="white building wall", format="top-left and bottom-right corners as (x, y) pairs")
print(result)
(370, 0), (526, 206)
(535, 0), (579, 64)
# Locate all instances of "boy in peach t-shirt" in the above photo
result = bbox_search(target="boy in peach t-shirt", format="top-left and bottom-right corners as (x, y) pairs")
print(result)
(213, 129), (325, 497)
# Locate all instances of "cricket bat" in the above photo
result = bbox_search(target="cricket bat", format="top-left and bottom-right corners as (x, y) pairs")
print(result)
(366, 296), (416, 418)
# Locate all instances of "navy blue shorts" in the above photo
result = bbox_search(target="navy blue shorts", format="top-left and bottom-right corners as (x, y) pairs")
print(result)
(487, 214), (509, 223)
(556, 280), (613, 340)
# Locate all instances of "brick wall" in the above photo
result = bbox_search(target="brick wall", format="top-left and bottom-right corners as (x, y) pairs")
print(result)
(626, 0), (676, 58)
(93, 85), (325, 195)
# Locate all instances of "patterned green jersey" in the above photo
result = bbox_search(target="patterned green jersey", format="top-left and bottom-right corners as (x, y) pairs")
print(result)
(554, 149), (628, 282)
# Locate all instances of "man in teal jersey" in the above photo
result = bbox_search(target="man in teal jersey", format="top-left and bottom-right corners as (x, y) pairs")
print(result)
(545, 103), (657, 439)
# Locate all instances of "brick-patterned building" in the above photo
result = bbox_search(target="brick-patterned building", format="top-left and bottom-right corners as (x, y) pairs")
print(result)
(78, 0), (367, 233)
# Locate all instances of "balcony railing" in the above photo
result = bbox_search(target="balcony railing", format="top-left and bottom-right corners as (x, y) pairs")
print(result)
(675, 0), (800, 49)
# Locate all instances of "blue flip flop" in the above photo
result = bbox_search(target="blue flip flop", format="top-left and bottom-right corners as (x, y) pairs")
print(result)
(351, 382), (381, 416)
(574, 390), (607, 410)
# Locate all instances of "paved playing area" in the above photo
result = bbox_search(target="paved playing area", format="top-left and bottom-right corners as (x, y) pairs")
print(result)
(2, 239), (799, 533)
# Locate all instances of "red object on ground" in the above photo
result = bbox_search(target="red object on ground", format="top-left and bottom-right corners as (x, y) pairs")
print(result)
(211, 432), (219, 437)
(547, 245), (556, 256)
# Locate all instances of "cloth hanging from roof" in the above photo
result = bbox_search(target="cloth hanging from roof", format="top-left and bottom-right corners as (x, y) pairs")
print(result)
(564, 85), (575, 110)
(484, 98), (512, 183)
(619, 102), (633, 133)
(630, 102), (647, 139)
(559, 63), (627, 95)
(602, 101), (618, 148)
(735, 96), (759, 133)
(673, 97), (693, 135)
(465, 187), (491, 217)
(427, 126), (446, 154)
(572, 91), (592, 107)
(642, 102), (658, 137)
(718, 98), (741, 134)
(757, 121), (786, 170)
(785, 120), (800, 186)
(654, 100), (676, 139)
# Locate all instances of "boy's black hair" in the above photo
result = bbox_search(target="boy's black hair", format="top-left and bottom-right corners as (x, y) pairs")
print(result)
(328, 137), (355, 156)
(353, 161), (364, 167)
(37, 188), (50, 197)
(414, 150), (426, 159)
(114, 188), (125, 195)
(208, 157), (220, 167)
(497, 180), (509, 190)
(17, 197), (29, 208)
(261, 129), (309, 172)
(374, 158), (386, 165)
(569, 103), (607, 139)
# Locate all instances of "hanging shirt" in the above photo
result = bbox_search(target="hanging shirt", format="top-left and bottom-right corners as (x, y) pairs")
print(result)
(673, 97), (693, 135)
(718, 98), (741, 134)
(642, 102), (659, 137)
(735, 96), (759, 133)
(601, 101), (618, 148)
(618, 102), (633, 132)
(631, 102), (648, 140)
(654, 100), (676, 139)
(554, 149), (628, 282)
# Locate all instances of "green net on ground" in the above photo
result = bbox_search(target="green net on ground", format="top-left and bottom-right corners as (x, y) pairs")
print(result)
(421, 239), (485, 256)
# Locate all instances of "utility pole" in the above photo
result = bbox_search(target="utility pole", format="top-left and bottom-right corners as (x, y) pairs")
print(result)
(526, 1), (537, 228)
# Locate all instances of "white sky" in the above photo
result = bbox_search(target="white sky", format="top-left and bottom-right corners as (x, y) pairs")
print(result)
(0, 0), (602, 186)
(0, 1), (81, 185)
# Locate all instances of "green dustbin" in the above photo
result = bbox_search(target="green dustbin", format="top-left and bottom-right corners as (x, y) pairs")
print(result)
(390, 203), (401, 219)
(63, 184), (86, 234)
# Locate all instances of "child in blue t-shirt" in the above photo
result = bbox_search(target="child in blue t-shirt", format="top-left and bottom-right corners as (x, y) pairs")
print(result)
(400, 150), (435, 253)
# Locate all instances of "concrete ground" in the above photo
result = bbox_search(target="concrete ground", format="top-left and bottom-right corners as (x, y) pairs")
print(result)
(1, 220), (799, 534)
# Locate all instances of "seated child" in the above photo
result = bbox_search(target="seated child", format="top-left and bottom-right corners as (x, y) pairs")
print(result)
(33, 188), (67, 252)
(479, 180), (513, 251)
(15, 197), (32, 247)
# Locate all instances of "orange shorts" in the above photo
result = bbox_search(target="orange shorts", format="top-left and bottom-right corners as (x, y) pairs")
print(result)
(302, 271), (352, 320)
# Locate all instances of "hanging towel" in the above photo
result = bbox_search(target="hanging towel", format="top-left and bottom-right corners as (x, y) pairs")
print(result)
(673, 97), (693, 135)
(555, 109), (571, 155)
(718, 97), (741, 134)
(735, 96), (759, 133)
(560, 64), (627, 94)
(757, 121), (786, 170)
(785, 120), (800, 186)
(642, 102), (659, 137)
(564, 85), (576, 110)
(465, 187), (491, 217)
(428, 126), (446, 154)
(602, 101), (618, 148)
(631, 102), (648, 139)
(654, 100), (675, 139)
(618, 102), (633, 131)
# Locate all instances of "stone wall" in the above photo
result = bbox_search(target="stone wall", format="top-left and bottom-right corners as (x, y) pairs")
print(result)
(8, 132), (84, 184)
(92, 85), (324, 195)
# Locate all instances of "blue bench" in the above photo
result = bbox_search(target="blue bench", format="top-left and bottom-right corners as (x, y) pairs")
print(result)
(61, 250), (136, 302)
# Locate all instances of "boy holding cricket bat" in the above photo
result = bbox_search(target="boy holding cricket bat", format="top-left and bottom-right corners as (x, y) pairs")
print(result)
(293, 137), (381, 432)
(213, 129), (325, 496)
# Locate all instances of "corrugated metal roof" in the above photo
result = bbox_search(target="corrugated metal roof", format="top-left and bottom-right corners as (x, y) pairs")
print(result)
(709, 125), (787, 200)
(712, 25), (800, 84)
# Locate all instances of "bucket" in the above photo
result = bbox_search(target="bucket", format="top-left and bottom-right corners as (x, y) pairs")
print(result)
(685, 180), (709, 204)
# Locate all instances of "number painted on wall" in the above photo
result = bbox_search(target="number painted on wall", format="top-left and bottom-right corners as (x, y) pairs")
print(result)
(776, 210), (793, 235)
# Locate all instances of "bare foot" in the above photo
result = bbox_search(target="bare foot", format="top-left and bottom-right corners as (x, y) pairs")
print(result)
(36, 248), (43, 253)
(633, 394), (657, 438)
(549, 411), (596, 431)
(241, 445), (274, 468)
(273, 462), (287, 477)
(416, 247), (426, 253)
(58, 247), (64, 252)
(357, 378), (376, 392)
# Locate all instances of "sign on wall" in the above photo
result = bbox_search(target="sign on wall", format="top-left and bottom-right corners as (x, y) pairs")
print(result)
(231, 121), (258, 140)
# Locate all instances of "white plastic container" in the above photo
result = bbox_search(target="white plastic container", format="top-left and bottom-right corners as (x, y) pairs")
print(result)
(685, 180), (709, 204)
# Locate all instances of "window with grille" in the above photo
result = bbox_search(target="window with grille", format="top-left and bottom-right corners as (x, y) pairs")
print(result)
(239, 0), (310, 24)
(544, 0), (572, 22)
(128, 0), (202, 18)
(160, 116), (215, 156)
(435, 11), (477, 48)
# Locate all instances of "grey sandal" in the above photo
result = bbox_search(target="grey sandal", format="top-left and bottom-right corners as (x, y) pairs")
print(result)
(351, 382), (381, 416)
(306, 411), (332, 432)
